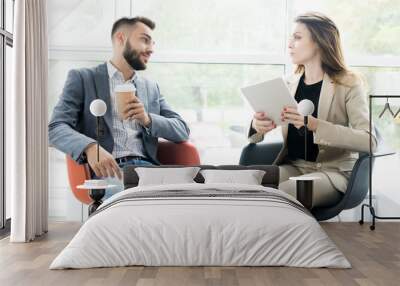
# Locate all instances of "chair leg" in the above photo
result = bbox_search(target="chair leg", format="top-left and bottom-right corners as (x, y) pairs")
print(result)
(359, 203), (376, 230)
(359, 204), (366, 225)
(88, 189), (105, 216)
(369, 206), (376, 230)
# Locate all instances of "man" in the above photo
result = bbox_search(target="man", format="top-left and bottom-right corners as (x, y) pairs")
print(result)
(49, 17), (190, 184)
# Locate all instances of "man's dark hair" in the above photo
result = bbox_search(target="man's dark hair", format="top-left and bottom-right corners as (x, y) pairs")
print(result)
(111, 17), (156, 38)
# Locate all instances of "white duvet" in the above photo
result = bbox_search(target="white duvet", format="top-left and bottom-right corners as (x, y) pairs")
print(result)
(50, 183), (350, 269)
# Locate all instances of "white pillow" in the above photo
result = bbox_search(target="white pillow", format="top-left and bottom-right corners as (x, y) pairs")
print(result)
(135, 167), (201, 186)
(200, 169), (266, 185)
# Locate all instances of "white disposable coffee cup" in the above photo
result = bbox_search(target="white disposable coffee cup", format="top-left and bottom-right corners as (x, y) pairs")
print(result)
(114, 83), (136, 120)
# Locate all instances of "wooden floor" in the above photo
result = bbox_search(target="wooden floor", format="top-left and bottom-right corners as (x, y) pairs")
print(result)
(0, 222), (399, 286)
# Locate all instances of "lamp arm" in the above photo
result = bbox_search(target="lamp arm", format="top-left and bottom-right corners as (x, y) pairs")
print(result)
(304, 116), (308, 162)
(97, 117), (100, 162)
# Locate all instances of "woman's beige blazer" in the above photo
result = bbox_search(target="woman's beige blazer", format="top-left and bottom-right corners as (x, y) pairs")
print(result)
(249, 73), (377, 191)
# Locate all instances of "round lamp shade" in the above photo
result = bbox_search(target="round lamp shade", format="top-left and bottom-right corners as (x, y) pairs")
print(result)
(90, 99), (107, 117)
(298, 99), (315, 116)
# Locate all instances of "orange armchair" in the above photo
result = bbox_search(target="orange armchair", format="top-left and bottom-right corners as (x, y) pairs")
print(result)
(66, 141), (201, 204)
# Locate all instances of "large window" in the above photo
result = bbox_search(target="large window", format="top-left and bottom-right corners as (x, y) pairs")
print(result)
(1, 0), (14, 234)
(134, 0), (286, 54)
(292, 0), (400, 58)
(47, 0), (400, 221)
(141, 63), (284, 163)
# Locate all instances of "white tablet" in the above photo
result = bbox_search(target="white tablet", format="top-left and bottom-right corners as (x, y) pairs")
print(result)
(241, 77), (297, 126)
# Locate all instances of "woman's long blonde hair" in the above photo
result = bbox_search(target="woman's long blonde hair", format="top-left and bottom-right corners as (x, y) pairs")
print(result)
(294, 12), (359, 86)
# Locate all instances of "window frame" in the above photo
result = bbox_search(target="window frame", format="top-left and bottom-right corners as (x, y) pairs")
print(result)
(0, 0), (13, 235)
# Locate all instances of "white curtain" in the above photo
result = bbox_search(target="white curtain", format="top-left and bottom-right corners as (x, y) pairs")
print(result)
(9, 0), (48, 242)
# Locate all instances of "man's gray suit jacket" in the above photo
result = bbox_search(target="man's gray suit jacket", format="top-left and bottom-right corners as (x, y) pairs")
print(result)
(48, 62), (190, 164)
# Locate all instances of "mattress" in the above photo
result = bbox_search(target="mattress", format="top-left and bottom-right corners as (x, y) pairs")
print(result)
(50, 183), (350, 269)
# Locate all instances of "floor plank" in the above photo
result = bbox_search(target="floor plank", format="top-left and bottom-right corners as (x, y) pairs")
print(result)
(0, 222), (399, 286)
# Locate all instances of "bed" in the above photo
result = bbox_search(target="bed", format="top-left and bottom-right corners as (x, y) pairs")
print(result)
(50, 165), (350, 269)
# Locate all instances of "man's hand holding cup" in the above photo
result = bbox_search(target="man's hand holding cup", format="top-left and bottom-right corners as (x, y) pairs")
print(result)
(115, 83), (151, 127)
(123, 97), (151, 127)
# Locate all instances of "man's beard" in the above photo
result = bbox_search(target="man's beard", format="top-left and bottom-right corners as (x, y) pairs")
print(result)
(123, 42), (147, 70)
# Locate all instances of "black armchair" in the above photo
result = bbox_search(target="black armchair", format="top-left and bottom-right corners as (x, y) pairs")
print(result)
(239, 129), (392, 221)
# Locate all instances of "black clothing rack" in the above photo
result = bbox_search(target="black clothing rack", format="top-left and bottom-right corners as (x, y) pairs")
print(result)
(360, 95), (400, 230)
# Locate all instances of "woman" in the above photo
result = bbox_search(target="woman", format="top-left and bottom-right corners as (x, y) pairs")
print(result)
(249, 12), (377, 208)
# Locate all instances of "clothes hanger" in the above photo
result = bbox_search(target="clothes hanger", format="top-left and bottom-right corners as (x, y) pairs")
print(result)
(378, 98), (395, 118)
(394, 106), (400, 118)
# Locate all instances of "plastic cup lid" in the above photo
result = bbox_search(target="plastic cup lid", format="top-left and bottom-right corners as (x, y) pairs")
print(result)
(114, 83), (136, 92)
